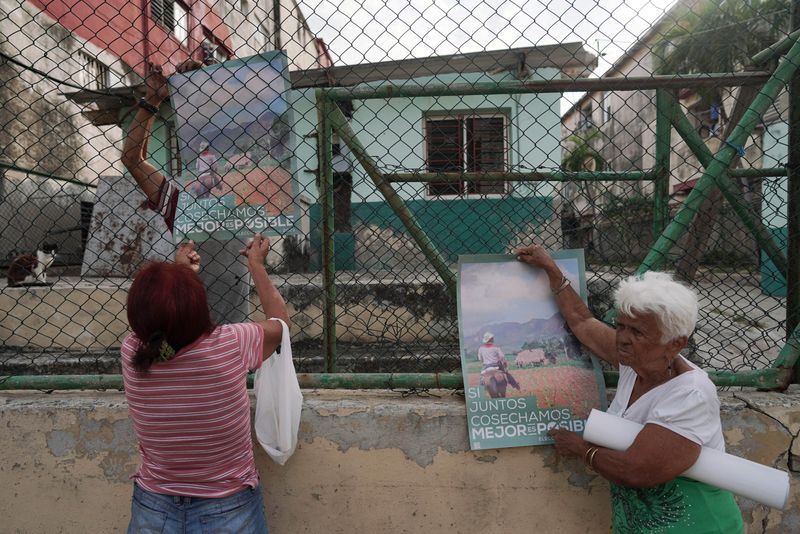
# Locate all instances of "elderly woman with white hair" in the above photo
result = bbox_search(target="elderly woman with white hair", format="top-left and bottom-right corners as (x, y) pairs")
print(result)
(515, 245), (743, 533)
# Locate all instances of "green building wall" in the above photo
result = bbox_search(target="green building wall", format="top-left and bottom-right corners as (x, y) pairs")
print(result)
(292, 69), (563, 271)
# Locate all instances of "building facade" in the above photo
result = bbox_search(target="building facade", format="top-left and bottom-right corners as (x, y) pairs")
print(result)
(559, 0), (786, 274)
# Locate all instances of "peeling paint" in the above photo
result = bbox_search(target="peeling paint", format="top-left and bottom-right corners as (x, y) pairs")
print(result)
(300, 397), (466, 467)
(567, 471), (597, 490)
(44, 410), (137, 482)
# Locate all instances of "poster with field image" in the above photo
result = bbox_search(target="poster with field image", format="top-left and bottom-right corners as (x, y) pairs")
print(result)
(457, 251), (606, 450)
(168, 51), (299, 242)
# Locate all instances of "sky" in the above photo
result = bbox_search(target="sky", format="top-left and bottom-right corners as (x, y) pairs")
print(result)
(296, 0), (678, 113)
(169, 53), (288, 157)
(459, 257), (580, 335)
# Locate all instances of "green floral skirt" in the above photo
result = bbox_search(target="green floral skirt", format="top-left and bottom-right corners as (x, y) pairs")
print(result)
(611, 477), (743, 533)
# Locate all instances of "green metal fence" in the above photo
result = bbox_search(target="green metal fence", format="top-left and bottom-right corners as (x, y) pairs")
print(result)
(0, 0), (798, 390)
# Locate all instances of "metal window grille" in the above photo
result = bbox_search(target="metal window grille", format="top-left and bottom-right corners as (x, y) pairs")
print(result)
(425, 115), (508, 196)
(76, 51), (109, 90)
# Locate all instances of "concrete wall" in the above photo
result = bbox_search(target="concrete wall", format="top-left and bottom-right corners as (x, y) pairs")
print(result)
(1, 389), (798, 533)
(0, 272), (456, 350)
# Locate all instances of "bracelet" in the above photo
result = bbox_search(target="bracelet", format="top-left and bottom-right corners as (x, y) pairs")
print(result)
(138, 97), (160, 115)
(588, 447), (600, 470)
(553, 275), (571, 295)
(583, 446), (596, 467)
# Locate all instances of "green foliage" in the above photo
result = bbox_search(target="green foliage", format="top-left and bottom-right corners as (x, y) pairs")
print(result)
(601, 191), (653, 221)
(561, 130), (607, 172)
(657, 0), (789, 75)
(656, 0), (790, 105)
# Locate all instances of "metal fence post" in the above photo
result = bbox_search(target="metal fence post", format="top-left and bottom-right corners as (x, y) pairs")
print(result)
(316, 91), (337, 373)
(653, 89), (672, 238)
(789, 2), (800, 359)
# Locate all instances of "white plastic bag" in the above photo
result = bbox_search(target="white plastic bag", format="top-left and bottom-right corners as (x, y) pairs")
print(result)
(253, 318), (302, 465)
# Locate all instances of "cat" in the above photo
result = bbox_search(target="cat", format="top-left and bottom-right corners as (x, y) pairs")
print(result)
(6, 244), (57, 286)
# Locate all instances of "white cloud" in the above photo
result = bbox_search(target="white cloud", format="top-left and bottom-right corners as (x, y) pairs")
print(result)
(458, 258), (580, 333)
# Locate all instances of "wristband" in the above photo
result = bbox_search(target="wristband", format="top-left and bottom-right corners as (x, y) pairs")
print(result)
(138, 97), (160, 115)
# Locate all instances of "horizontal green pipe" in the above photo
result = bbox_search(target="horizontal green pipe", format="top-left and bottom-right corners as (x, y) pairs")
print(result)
(752, 29), (800, 65)
(386, 170), (657, 183)
(604, 368), (791, 388)
(385, 168), (785, 184)
(0, 160), (97, 189)
(0, 369), (790, 391)
(729, 167), (788, 178)
(324, 72), (772, 101)
(295, 373), (464, 389)
(0, 375), (125, 391)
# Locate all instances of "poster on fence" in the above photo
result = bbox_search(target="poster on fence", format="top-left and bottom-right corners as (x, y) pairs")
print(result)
(457, 251), (607, 450)
(168, 51), (299, 242)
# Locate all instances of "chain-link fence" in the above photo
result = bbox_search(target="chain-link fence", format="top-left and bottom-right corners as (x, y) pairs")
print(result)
(1, 0), (798, 389)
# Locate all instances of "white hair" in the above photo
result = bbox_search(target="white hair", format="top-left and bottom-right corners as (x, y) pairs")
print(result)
(613, 271), (698, 342)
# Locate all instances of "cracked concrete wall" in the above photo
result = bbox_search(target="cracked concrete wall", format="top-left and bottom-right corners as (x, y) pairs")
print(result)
(1, 389), (798, 534)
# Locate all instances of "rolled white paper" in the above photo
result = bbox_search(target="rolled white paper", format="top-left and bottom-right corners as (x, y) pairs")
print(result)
(583, 409), (790, 509)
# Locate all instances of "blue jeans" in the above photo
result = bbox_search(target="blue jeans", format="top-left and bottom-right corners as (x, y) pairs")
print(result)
(127, 482), (268, 534)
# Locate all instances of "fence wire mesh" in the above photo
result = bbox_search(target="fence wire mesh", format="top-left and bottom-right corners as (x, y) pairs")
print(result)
(0, 0), (796, 384)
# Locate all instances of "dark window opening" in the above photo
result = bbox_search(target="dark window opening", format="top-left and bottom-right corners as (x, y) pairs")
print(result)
(333, 172), (352, 232)
(152, 0), (189, 44)
(425, 115), (507, 196)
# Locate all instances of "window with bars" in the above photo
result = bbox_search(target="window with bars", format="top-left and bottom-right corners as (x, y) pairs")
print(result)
(577, 103), (594, 131)
(425, 114), (508, 196)
(76, 51), (109, 90)
(202, 30), (231, 64)
(152, 0), (189, 45)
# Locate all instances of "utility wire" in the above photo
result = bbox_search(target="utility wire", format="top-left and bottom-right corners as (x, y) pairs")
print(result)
(0, 50), (121, 97)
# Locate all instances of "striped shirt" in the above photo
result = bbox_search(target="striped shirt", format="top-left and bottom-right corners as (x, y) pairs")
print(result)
(148, 179), (180, 232)
(121, 322), (264, 497)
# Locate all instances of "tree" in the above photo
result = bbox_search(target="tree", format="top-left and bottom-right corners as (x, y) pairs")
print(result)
(656, 0), (789, 280)
(658, 0), (788, 111)
(561, 130), (607, 249)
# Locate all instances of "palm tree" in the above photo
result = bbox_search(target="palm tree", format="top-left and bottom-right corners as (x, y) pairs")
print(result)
(658, 0), (789, 111)
(561, 130), (607, 249)
(655, 0), (789, 280)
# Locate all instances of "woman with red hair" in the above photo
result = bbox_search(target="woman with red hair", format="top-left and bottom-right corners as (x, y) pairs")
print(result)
(122, 234), (287, 534)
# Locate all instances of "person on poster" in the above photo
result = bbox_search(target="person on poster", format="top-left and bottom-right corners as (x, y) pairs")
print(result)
(477, 332), (520, 395)
(122, 61), (249, 323)
(189, 140), (224, 199)
(478, 332), (506, 372)
(515, 244), (743, 533)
